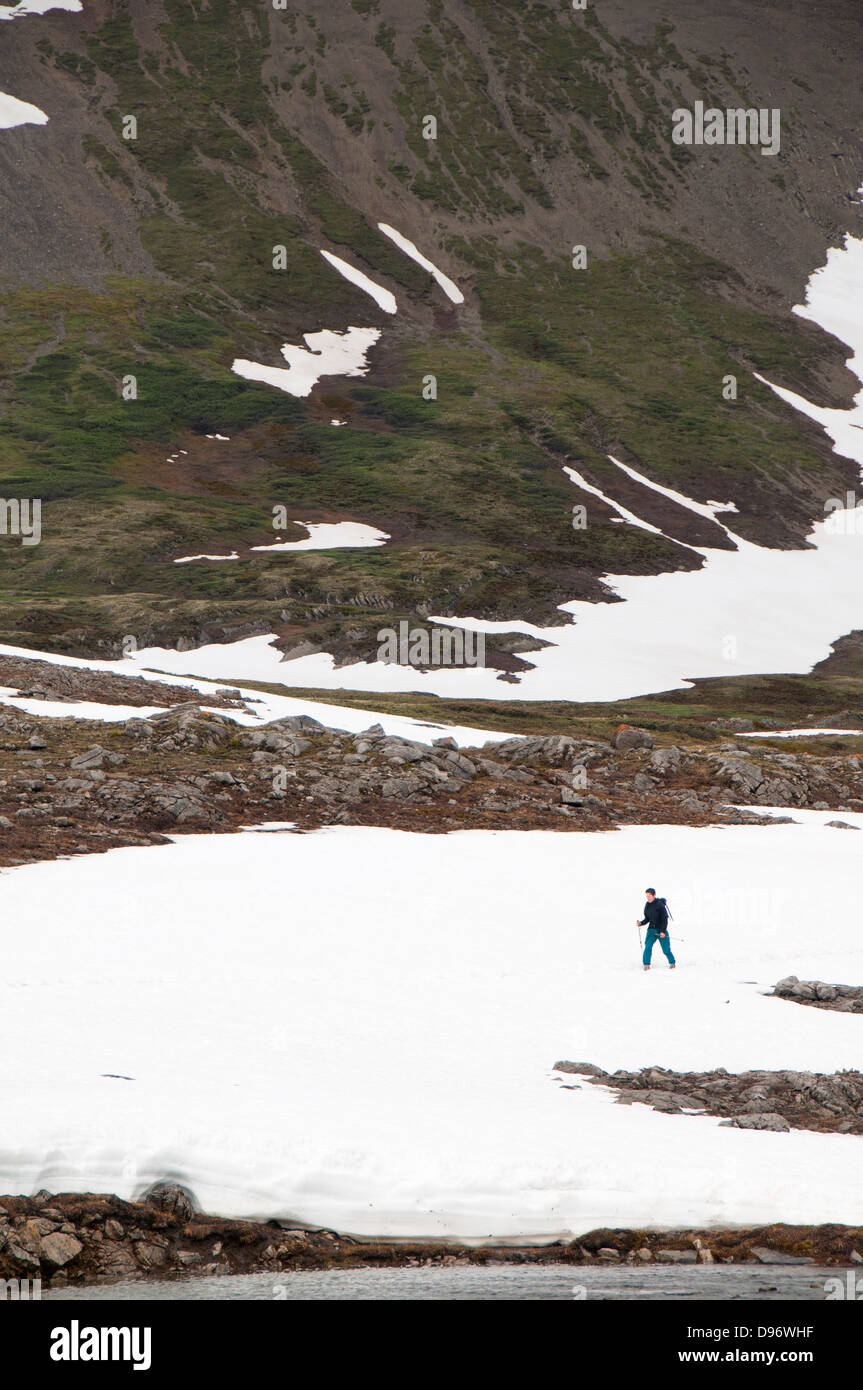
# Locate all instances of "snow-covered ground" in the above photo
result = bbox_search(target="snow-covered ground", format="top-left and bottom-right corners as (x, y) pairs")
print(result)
(232, 327), (380, 398)
(2, 820), (862, 1237)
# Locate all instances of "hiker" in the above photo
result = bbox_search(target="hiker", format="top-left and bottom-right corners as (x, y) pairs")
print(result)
(638, 888), (676, 971)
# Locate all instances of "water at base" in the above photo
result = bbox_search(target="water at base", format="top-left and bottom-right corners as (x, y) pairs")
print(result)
(43, 1264), (840, 1301)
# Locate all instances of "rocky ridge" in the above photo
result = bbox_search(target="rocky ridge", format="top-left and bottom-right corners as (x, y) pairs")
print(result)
(0, 662), (860, 866)
(554, 1058), (863, 1135)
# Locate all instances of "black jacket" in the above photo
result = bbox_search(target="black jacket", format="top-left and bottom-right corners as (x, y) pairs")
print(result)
(641, 897), (669, 932)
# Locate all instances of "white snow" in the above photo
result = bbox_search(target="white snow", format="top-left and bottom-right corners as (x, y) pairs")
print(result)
(377, 223), (464, 304)
(173, 523), (387, 562)
(738, 729), (862, 739)
(173, 552), (239, 564)
(0, 0), (81, 17)
(320, 250), (397, 315)
(608, 455), (739, 537)
(250, 522), (389, 553)
(232, 327), (380, 398)
(563, 464), (667, 537)
(0, 91), (48, 129)
(0, 687), (168, 722)
(3, 820), (863, 1236)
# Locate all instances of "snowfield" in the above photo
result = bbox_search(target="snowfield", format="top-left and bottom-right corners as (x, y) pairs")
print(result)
(2, 820), (862, 1238)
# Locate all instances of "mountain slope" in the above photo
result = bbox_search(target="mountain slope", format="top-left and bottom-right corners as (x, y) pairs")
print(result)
(0, 0), (861, 670)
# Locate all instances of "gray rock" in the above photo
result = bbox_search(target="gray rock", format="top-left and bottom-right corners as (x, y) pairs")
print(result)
(612, 725), (653, 751)
(725, 1112), (790, 1132)
(650, 746), (681, 773)
(632, 773), (657, 792)
(714, 758), (764, 794)
(70, 746), (101, 769)
(655, 1249), (697, 1263)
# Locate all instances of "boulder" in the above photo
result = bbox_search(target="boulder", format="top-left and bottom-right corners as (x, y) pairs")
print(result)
(725, 1112), (790, 1132)
(142, 1182), (196, 1220)
(650, 746), (681, 773)
(40, 1232), (83, 1268)
(612, 725), (653, 751)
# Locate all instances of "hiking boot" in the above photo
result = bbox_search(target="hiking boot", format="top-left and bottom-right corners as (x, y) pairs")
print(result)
(643, 964), (650, 971)
(669, 963), (676, 970)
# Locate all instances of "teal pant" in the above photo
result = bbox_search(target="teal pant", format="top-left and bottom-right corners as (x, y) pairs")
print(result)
(643, 928), (675, 966)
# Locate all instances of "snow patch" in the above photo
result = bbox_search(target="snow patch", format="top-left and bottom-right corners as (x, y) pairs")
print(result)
(377, 223), (464, 304)
(608, 455), (740, 539)
(0, 92), (48, 129)
(320, 250), (397, 314)
(250, 522), (389, 553)
(0, 0), (81, 17)
(173, 552), (239, 564)
(232, 327), (380, 398)
(564, 465), (667, 537)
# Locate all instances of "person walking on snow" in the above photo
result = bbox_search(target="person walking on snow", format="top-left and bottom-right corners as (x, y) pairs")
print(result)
(638, 888), (676, 971)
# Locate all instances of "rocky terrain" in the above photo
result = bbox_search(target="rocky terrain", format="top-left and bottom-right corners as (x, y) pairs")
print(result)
(773, 976), (863, 1015)
(2, 1187), (862, 1288)
(0, 652), (860, 866)
(555, 1058), (863, 1136)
